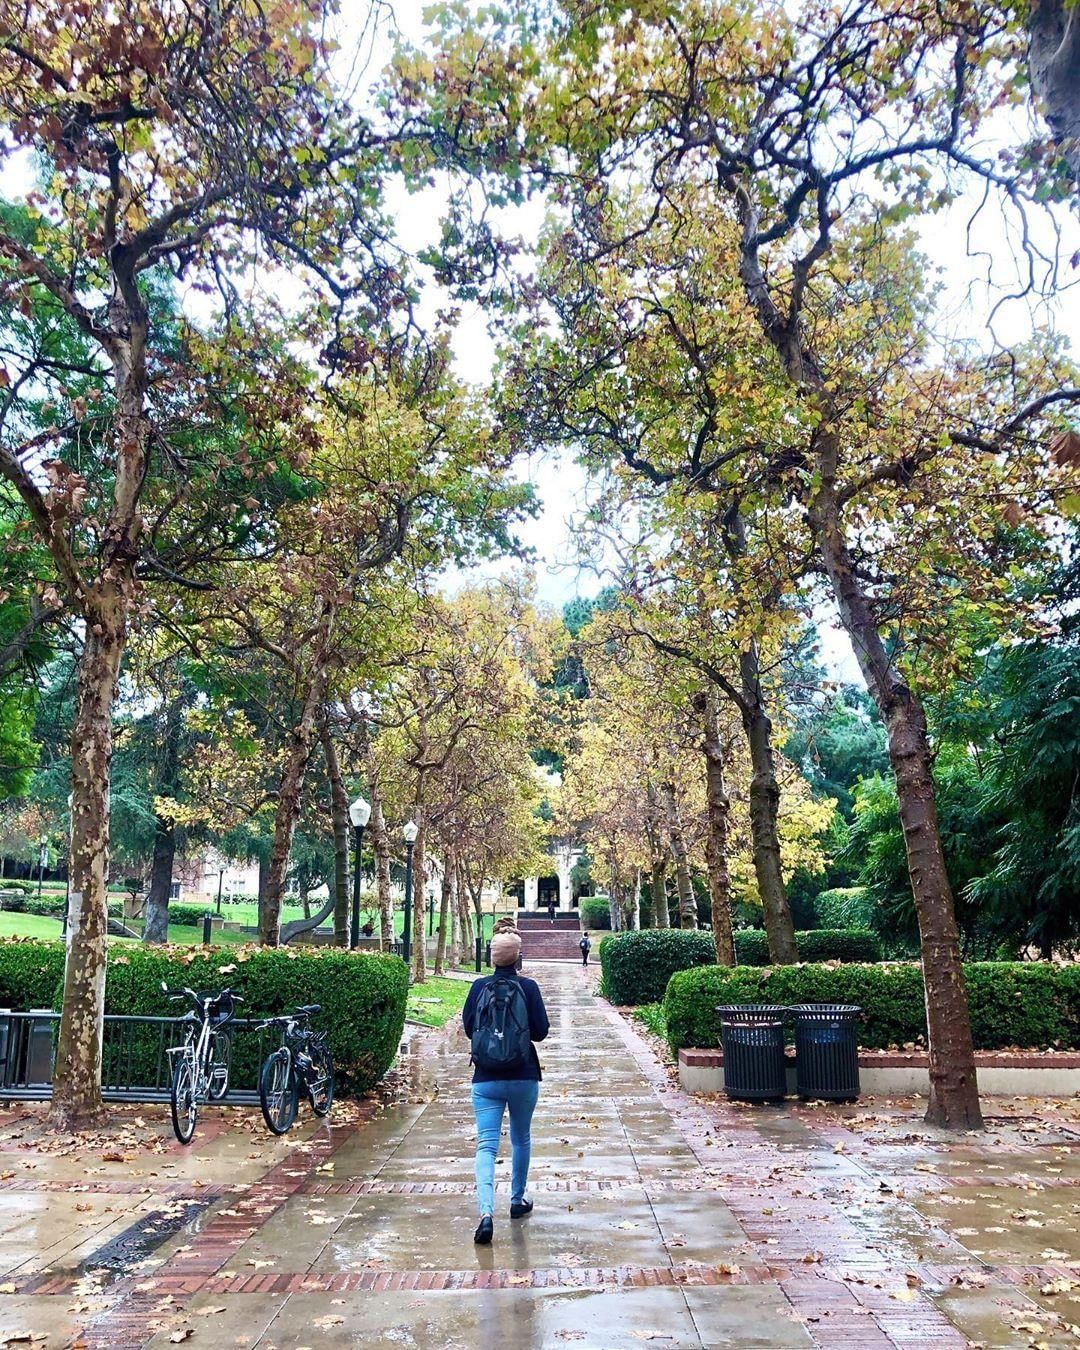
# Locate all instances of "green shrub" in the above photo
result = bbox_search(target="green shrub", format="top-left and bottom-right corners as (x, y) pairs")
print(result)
(735, 928), (883, 965)
(663, 960), (1080, 1053)
(166, 902), (214, 927)
(94, 945), (408, 1095)
(600, 929), (716, 1005)
(580, 896), (612, 930)
(814, 887), (875, 929)
(0, 939), (67, 1008)
(632, 1002), (668, 1043)
(0, 940), (406, 1096)
(0, 879), (35, 896)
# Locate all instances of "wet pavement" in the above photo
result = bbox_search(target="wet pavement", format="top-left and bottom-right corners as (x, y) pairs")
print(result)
(5, 966), (1080, 1344)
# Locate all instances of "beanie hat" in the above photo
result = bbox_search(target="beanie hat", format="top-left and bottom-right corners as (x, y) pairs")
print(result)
(491, 929), (522, 967)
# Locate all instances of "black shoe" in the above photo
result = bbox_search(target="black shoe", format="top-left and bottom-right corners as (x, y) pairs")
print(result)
(510, 1199), (533, 1219)
(474, 1216), (494, 1245)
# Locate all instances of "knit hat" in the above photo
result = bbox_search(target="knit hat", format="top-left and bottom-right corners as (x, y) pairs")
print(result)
(491, 929), (522, 967)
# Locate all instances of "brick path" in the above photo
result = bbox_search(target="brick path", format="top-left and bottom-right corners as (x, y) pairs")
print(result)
(4, 965), (1080, 1345)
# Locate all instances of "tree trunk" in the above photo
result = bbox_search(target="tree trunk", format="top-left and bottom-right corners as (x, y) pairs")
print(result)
(434, 858), (451, 975)
(607, 882), (622, 933)
(321, 723), (350, 948)
(260, 661), (329, 947)
(645, 783), (670, 927)
(143, 821), (175, 944)
(629, 868), (641, 931)
(661, 781), (697, 929)
(1027, 0), (1080, 185)
(363, 732), (393, 948)
(739, 649), (798, 964)
(812, 464), (982, 1129)
(50, 615), (126, 1130)
(697, 689), (736, 966)
(411, 812), (428, 984)
(143, 684), (184, 945)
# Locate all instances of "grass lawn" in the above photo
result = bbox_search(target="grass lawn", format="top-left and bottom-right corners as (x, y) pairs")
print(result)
(0, 912), (249, 948)
(406, 975), (475, 1028)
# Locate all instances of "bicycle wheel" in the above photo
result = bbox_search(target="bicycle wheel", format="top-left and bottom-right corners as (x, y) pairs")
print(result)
(208, 1032), (231, 1102)
(259, 1051), (298, 1135)
(170, 1057), (198, 1145)
(308, 1044), (334, 1117)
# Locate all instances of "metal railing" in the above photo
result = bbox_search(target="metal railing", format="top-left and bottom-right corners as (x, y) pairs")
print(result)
(0, 1011), (267, 1104)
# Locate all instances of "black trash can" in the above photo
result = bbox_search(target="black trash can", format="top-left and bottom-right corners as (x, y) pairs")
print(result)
(793, 1004), (861, 1101)
(716, 1005), (788, 1102)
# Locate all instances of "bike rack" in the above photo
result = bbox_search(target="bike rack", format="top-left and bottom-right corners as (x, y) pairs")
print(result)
(0, 1010), (266, 1104)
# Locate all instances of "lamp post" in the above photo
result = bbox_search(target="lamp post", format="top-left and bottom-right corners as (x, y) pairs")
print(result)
(216, 867), (225, 915)
(348, 796), (371, 949)
(427, 894), (435, 937)
(402, 820), (418, 965)
(37, 837), (48, 901)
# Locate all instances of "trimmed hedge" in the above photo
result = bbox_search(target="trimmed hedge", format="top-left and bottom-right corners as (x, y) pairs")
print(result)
(600, 929), (716, 1005)
(735, 928), (883, 965)
(0, 938), (407, 1096)
(0, 939), (66, 1008)
(166, 903), (214, 927)
(663, 960), (1080, 1053)
(580, 896), (612, 930)
(0, 879), (35, 895)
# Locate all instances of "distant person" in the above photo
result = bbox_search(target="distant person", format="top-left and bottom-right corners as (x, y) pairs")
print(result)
(579, 932), (591, 967)
(462, 928), (549, 1246)
(547, 897), (556, 923)
(361, 919), (375, 937)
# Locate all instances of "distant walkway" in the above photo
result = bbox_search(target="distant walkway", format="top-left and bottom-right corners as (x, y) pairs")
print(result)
(5, 964), (1080, 1345)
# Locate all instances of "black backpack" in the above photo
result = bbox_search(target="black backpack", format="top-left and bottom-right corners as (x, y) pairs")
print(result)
(579, 935), (590, 951)
(470, 974), (531, 1073)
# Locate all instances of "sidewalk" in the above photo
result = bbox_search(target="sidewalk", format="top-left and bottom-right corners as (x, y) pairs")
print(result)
(3, 964), (1080, 1345)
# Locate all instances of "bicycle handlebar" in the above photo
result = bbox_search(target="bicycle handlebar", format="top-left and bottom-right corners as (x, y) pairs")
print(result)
(160, 982), (244, 1011)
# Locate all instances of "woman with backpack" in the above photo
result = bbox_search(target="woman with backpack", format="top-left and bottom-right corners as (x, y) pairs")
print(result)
(462, 928), (550, 1245)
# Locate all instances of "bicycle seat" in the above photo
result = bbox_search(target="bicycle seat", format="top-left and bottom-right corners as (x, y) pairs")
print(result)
(295, 1004), (321, 1016)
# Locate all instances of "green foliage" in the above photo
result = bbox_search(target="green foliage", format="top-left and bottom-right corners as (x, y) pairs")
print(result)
(812, 889), (876, 929)
(632, 1001), (668, 1043)
(580, 895), (611, 930)
(166, 903), (215, 927)
(0, 879), (35, 894)
(0, 940), (405, 1093)
(0, 891), (122, 919)
(599, 928), (716, 1005)
(663, 961), (1080, 1053)
(785, 684), (890, 820)
(735, 928), (883, 965)
(0, 938), (66, 1008)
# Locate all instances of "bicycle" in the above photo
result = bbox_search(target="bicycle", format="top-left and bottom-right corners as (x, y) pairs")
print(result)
(255, 1003), (334, 1135)
(162, 982), (243, 1145)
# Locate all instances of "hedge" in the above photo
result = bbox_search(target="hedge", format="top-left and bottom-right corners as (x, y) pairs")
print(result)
(166, 903), (214, 927)
(735, 928), (883, 965)
(663, 960), (1080, 1054)
(0, 939), (407, 1096)
(580, 896), (612, 930)
(0, 879), (35, 895)
(600, 929), (716, 1005)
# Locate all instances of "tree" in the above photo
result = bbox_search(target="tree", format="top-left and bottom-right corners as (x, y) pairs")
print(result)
(0, 0), (411, 1127)
(400, 0), (1080, 1127)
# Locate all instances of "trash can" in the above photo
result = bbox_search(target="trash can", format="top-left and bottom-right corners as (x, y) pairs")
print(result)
(716, 1005), (788, 1102)
(793, 1004), (861, 1101)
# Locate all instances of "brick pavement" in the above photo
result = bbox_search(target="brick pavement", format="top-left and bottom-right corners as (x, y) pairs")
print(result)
(3, 965), (1080, 1345)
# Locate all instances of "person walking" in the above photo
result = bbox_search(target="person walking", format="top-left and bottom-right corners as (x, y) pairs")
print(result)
(462, 928), (549, 1246)
(579, 932), (591, 967)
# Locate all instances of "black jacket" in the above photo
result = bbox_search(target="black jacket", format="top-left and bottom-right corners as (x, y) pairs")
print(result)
(462, 968), (550, 1083)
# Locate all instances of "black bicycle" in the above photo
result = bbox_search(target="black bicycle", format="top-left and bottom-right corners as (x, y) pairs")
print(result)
(163, 983), (243, 1144)
(255, 1004), (334, 1135)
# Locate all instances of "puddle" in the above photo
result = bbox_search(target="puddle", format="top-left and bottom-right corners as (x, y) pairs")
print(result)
(75, 1197), (214, 1279)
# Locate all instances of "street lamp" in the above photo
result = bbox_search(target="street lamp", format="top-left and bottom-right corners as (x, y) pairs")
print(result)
(216, 867), (225, 915)
(402, 820), (418, 965)
(37, 836), (48, 902)
(427, 894), (435, 936)
(348, 796), (371, 949)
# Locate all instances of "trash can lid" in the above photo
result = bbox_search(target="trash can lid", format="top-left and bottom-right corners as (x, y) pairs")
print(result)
(715, 1004), (789, 1020)
(791, 1003), (861, 1019)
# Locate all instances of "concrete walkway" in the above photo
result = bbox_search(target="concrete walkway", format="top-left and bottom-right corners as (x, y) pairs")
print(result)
(7, 964), (1080, 1345)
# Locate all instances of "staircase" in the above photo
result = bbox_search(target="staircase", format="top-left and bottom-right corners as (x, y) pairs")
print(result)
(516, 912), (583, 963)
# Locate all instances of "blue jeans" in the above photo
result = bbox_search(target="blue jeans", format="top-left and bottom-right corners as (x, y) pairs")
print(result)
(471, 1079), (540, 1216)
